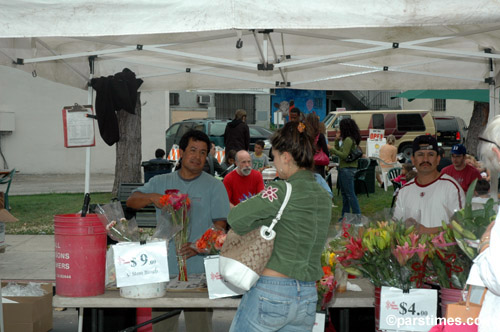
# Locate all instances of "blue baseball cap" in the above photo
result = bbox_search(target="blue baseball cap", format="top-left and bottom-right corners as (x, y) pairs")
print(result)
(451, 144), (466, 155)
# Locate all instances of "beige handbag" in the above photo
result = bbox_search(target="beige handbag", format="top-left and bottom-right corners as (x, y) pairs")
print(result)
(219, 182), (292, 291)
(446, 286), (487, 326)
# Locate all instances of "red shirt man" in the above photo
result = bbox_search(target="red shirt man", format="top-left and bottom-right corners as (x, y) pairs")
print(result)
(441, 144), (481, 193)
(223, 150), (264, 207)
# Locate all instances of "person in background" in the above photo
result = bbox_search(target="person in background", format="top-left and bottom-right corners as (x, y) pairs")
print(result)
(393, 135), (464, 234)
(224, 109), (250, 153)
(220, 149), (237, 176)
(228, 121), (331, 332)
(305, 113), (330, 178)
(441, 144), (482, 193)
(330, 118), (362, 217)
(223, 150), (265, 208)
(150, 148), (166, 161)
(437, 147), (452, 172)
(251, 140), (270, 172)
(471, 179), (497, 212)
(466, 115), (500, 332)
(467, 154), (491, 181)
(376, 134), (398, 187)
(392, 163), (414, 186)
(288, 107), (303, 123)
(203, 141), (224, 176)
(127, 130), (230, 332)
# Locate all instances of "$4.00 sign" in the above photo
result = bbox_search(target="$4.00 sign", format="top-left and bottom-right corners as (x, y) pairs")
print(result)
(379, 286), (437, 331)
(113, 240), (169, 287)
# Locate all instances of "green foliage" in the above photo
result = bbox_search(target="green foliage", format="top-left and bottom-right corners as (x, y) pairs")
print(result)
(5, 193), (113, 234)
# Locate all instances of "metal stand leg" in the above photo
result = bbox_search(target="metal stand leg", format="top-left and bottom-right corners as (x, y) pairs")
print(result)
(339, 308), (349, 332)
(78, 307), (84, 332)
(118, 309), (182, 332)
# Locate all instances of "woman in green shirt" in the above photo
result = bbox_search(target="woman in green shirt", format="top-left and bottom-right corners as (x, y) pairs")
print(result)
(330, 118), (362, 217)
(228, 121), (332, 332)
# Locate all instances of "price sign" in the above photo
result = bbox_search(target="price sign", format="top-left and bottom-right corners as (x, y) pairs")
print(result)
(379, 286), (437, 331)
(113, 240), (169, 287)
(369, 129), (385, 141)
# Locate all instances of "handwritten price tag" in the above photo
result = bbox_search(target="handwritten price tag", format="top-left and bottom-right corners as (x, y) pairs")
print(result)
(379, 286), (437, 331)
(369, 129), (385, 141)
(113, 240), (169, 287)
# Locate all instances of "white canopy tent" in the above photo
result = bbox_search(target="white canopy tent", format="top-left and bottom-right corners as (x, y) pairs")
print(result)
(1, 0), (500, 194)
(0, 0), (500, 97)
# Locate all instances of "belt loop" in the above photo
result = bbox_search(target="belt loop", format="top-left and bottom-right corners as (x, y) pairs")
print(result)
(296, 279), (301, 293)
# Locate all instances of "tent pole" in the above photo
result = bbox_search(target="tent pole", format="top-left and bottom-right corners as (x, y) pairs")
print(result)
(487, 53), (499, 200)
(85, 57), (95, 195)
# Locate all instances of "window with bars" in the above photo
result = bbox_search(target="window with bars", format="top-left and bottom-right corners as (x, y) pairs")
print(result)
(169, 93), (180, 106)
(433, 99), (446, 112)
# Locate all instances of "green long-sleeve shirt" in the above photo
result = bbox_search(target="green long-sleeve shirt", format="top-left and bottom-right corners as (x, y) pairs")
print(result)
(330, 137), (359, 168)
(227, 170), (332, 282)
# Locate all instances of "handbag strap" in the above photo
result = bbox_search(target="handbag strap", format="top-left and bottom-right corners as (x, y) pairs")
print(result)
(260, 182), (292, 240)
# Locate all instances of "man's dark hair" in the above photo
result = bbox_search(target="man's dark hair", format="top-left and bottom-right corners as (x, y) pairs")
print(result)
(255, 140), (265, 148)
(155, 148), (166, 158)
(179, 130), (210, 151)
(475, 179), (490, 196)
(289, 107), (301, 115)
(438, 147), (445, 157)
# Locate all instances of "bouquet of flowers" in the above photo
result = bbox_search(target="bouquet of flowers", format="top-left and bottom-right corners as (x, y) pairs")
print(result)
(336, 220), (430, 291)
(159, 189), (191, 281)
(427, 221), (472, 289)
(193, 226), (226, 255)
(448, 179), (496, 260)
(317, 246), (337, 311)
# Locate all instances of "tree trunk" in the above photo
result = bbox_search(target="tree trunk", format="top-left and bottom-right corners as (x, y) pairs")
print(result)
(112, 92), (142, 196)
(465, 101), (489, 157)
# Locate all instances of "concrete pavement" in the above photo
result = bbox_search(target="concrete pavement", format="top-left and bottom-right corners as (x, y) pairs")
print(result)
(2, 174), (234, 331)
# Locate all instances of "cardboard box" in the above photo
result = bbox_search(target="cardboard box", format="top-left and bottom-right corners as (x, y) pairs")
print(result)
(1, 282), (53, 332)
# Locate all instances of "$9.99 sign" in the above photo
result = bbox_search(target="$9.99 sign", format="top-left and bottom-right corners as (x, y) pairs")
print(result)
(379, 286), (437, 331)
(113, 240), (169, 287)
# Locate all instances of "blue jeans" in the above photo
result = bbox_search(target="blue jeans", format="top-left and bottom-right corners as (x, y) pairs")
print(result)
(338, 167), (361, 216)
(229, 276), (317, 332)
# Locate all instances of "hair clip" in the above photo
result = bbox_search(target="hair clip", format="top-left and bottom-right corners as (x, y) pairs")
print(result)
(297, 122), (305, 133)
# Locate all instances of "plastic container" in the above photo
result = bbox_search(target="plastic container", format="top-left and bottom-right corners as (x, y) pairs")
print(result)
(54, 213), (107, 297)
(440, 287), (464, 317)
(120, 282), (167, 299)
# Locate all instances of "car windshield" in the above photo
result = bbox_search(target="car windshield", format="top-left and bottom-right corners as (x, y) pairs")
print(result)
(435, 118), (457, 131)
(250, 126), (272, 137)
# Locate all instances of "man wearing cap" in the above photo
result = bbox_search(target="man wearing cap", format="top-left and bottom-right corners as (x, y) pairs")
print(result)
(393, 135), (465, 234)
(441, 144), (482, 193)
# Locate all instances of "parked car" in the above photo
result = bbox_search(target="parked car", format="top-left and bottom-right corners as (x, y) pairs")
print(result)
(433, 115), (468, 148)
(323, 110), (436, 161)
(165, 118), (272, 156)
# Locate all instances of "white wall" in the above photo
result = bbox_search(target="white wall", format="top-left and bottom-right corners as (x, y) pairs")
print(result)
(0, 66), (169, 174)
(401, 98), (475, 124)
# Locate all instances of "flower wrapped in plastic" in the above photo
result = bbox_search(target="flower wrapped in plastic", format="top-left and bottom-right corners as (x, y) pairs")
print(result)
(96, 201), (146, 242)
(316, 246), (337, 311)
(192, 226), (226, 255)
(427, 221), (472, 289)
(448, 179), (496, 261)
(336, 219), (430, 291)
(159, 189), (191, 281)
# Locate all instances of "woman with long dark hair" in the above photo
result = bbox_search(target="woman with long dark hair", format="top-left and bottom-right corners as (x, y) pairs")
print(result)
(330, 118), (362, 217)
(227, 121), (332, 332)
(305, 113), (330, 178)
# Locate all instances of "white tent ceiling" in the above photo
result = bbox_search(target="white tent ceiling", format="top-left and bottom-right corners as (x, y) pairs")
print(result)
(1, 0), (500, 93)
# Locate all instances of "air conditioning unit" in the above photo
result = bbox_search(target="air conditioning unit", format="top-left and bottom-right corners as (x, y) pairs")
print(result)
(197, 95), (211, 104)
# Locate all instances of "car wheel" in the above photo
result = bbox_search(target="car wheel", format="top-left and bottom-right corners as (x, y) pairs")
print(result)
(399, 144), (413, 162)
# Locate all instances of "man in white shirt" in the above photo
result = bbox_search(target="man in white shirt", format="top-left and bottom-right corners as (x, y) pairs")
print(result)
(393, 135), (465, 234)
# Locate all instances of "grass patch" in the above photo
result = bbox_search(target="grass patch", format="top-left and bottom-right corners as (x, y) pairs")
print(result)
(5, 193), (113, 235)
(5, 185), (396, 235)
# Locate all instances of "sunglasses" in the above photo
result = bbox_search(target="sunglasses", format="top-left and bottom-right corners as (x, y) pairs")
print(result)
(478, 137), (500, 151)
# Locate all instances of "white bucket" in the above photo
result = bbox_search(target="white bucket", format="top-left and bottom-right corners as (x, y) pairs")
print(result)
(120, 282), (167, 299)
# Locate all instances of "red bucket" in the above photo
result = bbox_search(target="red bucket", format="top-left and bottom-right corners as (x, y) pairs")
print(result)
(54, 214), (107, 297)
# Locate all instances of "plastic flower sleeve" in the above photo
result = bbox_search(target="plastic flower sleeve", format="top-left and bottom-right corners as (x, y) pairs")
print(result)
(95, 202), (143, 242)
(152, 209), (183, 242)
(191, 226), (226, 254)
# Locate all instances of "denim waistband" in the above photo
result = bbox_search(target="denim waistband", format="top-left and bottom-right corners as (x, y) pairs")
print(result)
(257, 276), (316, 288)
